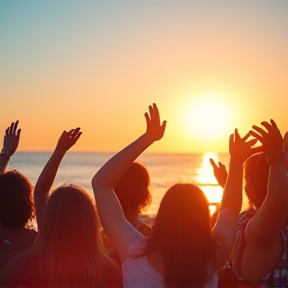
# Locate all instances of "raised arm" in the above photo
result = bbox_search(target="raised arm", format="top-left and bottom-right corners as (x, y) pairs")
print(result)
(34, 128), (82, 230)
(0, 121), (21, 175)
(212, 130), (260, 265)
(220, 130), (259, 212)
(245, 120), (288, 246)
(92, 103), (166, 261)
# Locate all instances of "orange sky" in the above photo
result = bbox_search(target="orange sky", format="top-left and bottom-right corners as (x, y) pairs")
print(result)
(1, 2), (288, 153)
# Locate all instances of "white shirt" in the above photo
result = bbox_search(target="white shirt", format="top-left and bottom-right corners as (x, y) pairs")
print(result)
(122, 208), (238, 288)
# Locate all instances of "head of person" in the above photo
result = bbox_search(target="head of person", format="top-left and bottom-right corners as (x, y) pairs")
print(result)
(143, 183), (216, 288)
(0, 170), (34, 229)
(114, 162), (151, 217)
(32, 184), (119, 287)
(244, 152), (269, 210)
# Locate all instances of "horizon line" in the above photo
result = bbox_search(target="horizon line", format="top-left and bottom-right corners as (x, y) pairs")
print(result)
(16, 150), (230, 155)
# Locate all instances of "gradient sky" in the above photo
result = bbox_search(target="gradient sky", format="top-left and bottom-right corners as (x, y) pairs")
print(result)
(1, 1), (287, 153)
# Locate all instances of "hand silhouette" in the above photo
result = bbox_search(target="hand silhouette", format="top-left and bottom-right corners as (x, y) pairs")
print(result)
(3, 120), (21, 156)
(144, 103), (167, 143)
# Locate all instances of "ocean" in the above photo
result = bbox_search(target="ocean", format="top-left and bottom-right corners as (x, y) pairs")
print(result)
(8, 151), (232, 217)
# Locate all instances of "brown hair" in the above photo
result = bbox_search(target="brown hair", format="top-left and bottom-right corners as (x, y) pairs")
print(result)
(0, 170), (34, 229)
(141, 183), (216, 288)
(114, 162), (151, 215)
(30, 184), (120, 287)
(244, 153), (269, 209)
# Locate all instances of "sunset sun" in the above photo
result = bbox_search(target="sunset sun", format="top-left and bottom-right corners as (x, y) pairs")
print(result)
(182, 97), (232, 140)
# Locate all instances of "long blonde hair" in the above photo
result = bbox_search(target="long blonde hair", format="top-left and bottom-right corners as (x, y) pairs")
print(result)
(31, 184), (120, 287)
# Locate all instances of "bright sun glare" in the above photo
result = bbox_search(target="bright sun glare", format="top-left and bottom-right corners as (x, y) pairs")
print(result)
(183, 97), (231, 140)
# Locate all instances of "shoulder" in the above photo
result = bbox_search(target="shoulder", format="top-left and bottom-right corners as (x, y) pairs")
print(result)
(126, 235), (147, 258)
(134, 221), (152, 237)
(0, 254), (43, 286)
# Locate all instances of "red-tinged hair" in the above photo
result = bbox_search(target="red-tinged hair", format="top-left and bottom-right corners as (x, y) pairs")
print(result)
(244, 153), (269, 209)
(30, 184), (120, 287)
(114, 162), (151, 216)
(0, 170), (34, 229)
(140, 183), (217, 288)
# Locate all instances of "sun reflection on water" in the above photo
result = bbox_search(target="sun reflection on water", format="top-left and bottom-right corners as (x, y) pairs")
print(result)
(195, 152), (224, 214)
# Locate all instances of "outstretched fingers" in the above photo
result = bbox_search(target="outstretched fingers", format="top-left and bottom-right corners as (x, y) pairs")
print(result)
(242, 132), (250, 142)
(249, 130), (264, 143)
(5, 121), (21, 136)
(161, 120), (167, 133)
(6, 121), (15, 135)
(144, 112), (151, 126)
(247, 138), (258, 147)
(270, 119), (278, 130)
(252, 125), (268, 138)
(153, 103), (160, 125)
(209, 158), (218, 170)
(234, 128), (241, 142)
(229, 133), (234, 147)
(149, 105), (154, 122)
(145, 103), (166, 142)
(13, 120), (19, 134)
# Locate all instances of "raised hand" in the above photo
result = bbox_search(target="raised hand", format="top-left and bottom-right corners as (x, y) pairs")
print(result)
(249, 120), (283, 153)
(229, 130), (260, 164)
(210, 158), (227, 188)
(3, 120), (21, 156)
(144, 103), (167, 143)
(55, 128), (82, 153)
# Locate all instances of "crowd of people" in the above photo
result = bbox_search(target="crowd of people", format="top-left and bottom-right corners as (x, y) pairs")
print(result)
(0, 103), (288, 288)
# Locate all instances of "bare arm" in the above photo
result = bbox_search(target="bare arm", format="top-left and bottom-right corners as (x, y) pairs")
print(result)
(212, 129), (260, 266)
(0, 121), (21, 174)
(220, 130), (259, 212)
(34, 128), (82, 230)
(246, 120), (288, 246)
(92, 103), (166, 262)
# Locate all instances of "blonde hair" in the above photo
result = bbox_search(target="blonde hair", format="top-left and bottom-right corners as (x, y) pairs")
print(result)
(31, 184), (120, 287)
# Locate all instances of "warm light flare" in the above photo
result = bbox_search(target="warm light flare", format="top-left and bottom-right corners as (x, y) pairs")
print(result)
(182, 96), (232, 140)
(195, 152), (224, 205)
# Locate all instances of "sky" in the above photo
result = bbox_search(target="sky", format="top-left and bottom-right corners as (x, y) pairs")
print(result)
(1, 1), (288, 153)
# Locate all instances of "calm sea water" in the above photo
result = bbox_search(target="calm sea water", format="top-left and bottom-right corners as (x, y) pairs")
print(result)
(8, 152), (231, 217)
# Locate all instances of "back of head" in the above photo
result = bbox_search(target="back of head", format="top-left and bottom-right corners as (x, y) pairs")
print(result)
(0, 170), (34, 229)
(35, 184), (118, 287)
(114, 162), (151, 215)
(244, 153), (269, 209)
(145, 183), (215, 288)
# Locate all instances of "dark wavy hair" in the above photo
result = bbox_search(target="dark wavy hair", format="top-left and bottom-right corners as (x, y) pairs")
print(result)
(0, 170), (35, 229)
(140, 183), (216, 288)
(244, 153), (269, 209)
(114, 162), (151, 215)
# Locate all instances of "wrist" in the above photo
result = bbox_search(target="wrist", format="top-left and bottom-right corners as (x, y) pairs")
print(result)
(230, 157), (244, 166)
(53, 148), (66, 157)
(142, 133), (155, 146)
(0, 149), (11, 161)
(265, 148), (287, 165)
(229, 158), (244, 173)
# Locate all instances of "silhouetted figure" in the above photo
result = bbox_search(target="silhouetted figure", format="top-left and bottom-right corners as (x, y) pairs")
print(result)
(230, 120), (288, 287)
(0, 121), (37, 270)
(105, 162), (153, 267)
(92, 103), (258, 288)
(114, 162), (152, 237)
(0, 128), (121, 288)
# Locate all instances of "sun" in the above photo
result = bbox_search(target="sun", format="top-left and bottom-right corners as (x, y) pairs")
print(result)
(182, 96), (232, 140)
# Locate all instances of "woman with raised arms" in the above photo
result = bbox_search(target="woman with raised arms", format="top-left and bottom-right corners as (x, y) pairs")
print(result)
(92, 103), (260, 288)
(0, 128), (121, 288)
